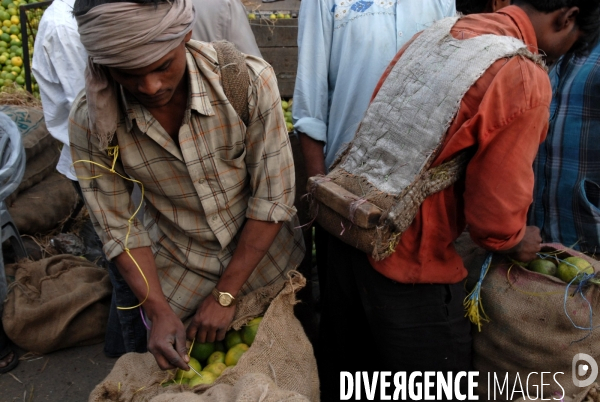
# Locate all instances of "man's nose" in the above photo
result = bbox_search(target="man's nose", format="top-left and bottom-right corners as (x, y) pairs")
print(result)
(137, 74), (161, 96)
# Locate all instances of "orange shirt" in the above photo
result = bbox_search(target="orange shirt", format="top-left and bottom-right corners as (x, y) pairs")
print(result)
(368, 6), (551, 284)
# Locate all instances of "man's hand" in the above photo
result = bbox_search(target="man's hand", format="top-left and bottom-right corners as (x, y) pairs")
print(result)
(504, 226), (542, 263)
(147, 307), (190, 371)
(186, 296), (236, 343)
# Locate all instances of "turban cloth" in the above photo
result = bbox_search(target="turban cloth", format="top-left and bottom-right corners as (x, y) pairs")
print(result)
(76, 0), (195, 149)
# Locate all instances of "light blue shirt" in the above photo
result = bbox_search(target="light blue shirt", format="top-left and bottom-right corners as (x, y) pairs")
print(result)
(293, 0), (456, 169)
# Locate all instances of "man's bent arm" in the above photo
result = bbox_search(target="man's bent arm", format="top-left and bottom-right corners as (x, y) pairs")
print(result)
(114, 247), (190, 371)
(186, 218), (283, 343)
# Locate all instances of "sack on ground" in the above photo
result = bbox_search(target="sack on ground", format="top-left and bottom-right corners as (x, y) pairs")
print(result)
(2, 254), (112, 354)
(473, 243), (600, 401)
(0, 104), (61, 205)
(88, 271), (319, 402)
(7, 172), (78, 235)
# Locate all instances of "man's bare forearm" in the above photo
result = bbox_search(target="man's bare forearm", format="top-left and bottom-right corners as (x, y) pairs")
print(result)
(113, 247), (172, 320)
(298, 132), (327, 179)
(216, 218), (284, 296)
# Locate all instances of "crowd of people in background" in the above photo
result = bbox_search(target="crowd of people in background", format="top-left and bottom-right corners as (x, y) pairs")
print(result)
(0, 1), (599, 401)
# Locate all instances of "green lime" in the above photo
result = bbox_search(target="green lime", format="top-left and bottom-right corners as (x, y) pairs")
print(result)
(224, 343), (249, 366)
(188, 371), (217, 386)
(190, 341), (215, 363)
(557, 256), (594, 283)
(203, 362), (226, 376)
(175, 357), (202, 380)
(224, 329), (243, 350)
(206, 350), (225, 365)
(528, 259), (557, 276)
(241, 316), (262, 346)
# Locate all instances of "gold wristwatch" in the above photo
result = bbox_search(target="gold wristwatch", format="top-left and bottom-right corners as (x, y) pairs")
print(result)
(211, 287), (236, 307)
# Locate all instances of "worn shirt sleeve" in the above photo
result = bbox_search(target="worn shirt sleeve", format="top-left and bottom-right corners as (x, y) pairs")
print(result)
(191, 0), (261, 58)
(292, 0), (332, 144)
(464, 58), (550, 251)
(69, 93), (152, 260)
(244, 62), (297, 223)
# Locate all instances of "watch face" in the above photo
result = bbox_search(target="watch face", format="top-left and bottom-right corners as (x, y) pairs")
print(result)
(219, 293), (233, 306)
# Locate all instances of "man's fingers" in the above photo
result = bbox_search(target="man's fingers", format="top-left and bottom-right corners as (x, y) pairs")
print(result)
(175, 330), (190, 364)
(216, 327), (227, 342)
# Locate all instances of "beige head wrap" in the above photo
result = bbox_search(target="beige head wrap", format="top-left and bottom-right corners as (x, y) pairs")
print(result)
(76, 0), (195, 149)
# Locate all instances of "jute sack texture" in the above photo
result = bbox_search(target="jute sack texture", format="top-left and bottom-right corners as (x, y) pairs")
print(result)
(310, 17), (544, 261)
(2, 254), (112, 354)
(473, 244), (600, 401)
(88, 271), (319, 402)
(0, 104), (61, 206)
(7, 172), (79, 235)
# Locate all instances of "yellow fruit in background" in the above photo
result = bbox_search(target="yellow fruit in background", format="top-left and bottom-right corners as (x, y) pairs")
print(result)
(241, 316), (262, 346)
(224, 329), (243, 350)
(204, 362), (227, 376)
(280, 100), (289, 110)
(247, 12), (256, 19)
(557, 256), (594, 284)
(286, 122), (294, 132)
(269, 13), (276, 20)
(10, 56), (21, 67)
(225, 343), (249, 366)
(2, 20), (10, 28)
(9, 15), (18, 24)
(188, 371), (217, 386)
(206, 350), (225, 365)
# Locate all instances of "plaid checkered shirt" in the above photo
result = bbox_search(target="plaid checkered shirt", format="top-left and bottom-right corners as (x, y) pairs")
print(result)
(69, 40), (305, 319)
(529, 43), (600, 255)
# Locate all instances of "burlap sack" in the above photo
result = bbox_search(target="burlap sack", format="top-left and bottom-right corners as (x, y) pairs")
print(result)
(89, 271), (320, 402)
(7, 172), (79, 235)
(0, 104), (54, 162)
(5, 144), (61, 206)
(2, 254), (112, 354)
(0, 104), (61, 205)
(473, 244), (600, 400)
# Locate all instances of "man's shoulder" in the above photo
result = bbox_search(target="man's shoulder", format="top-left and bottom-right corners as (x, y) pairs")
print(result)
(186, 39), (274, 82)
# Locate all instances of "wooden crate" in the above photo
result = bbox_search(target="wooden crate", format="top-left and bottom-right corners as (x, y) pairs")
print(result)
(250, 17), (299, 98)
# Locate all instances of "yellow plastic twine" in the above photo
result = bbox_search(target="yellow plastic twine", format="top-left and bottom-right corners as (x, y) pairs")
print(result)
(464, 252), (492, 332)
(72, 145), (149, 310)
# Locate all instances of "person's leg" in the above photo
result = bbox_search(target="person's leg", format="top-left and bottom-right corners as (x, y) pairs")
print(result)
(319, 235), (377, 401)
(108, 262), (148, 354)
(353, 264), (473, 400)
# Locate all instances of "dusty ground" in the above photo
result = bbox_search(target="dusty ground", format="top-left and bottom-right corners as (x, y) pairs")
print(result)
(0, 342), (118, 402)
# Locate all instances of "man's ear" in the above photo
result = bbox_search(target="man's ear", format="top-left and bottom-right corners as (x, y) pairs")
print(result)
(184, 30), (193, 43)
(555, 6), (579, 33)
(491, 0), (511, 12)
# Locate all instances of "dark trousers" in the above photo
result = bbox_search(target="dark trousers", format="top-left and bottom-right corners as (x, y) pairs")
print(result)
(71, 181), (147, 357)
(319, 236), (473, 401)
(104, 263), (148, 356)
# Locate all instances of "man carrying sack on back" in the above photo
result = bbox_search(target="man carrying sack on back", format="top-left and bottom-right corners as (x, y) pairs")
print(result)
(310, 0), (600, 399)
(68, 0), (304, 372)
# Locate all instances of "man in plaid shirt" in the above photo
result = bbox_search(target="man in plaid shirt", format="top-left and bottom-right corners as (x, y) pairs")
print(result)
(529, 41), (600, 256)
(69, 0), (304, 371)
